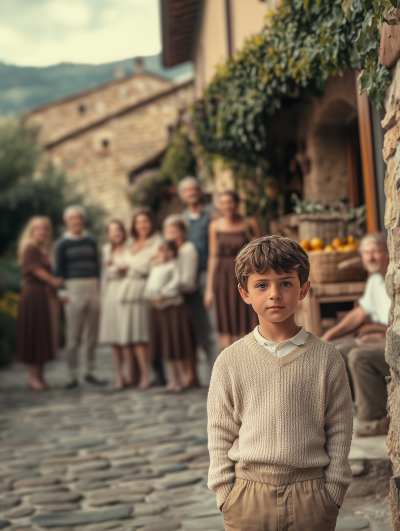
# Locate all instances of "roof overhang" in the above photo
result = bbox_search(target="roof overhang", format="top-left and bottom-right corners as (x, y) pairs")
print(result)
(160, 0), (202, 67)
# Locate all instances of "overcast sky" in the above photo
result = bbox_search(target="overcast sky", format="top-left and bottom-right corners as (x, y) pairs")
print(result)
(0, 0), (161, 67)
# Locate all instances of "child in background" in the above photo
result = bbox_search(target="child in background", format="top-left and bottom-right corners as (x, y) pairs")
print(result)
(207, 235), (353, 531)
(145, 241), (196, 392)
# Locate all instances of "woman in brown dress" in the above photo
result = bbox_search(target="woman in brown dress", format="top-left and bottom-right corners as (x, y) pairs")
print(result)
(204, 191), (261, 351)
(163, 215), (200, 388)
(16, 217), (63, 390)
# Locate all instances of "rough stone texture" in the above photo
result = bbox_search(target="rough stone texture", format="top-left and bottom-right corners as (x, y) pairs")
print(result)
(0, 346), (394, 531)
(383, 65), (400, 529)
(29, 492), (82, 505)
(383, 125), (400, 161)
(32, 507), (132, 528)
(141, 524), (180, 531)
(28, 80), (194, 225)
(29, 73), (174, 146)
(0, 497), (20, 509)
(347, 459), (392, 498)
(12, 477), (59, 489)
(3, 506), (35, 519)
(335, 516), (370, 530)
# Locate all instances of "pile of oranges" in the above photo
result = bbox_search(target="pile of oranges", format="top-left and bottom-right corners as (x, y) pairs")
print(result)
(300, 236), (358, 253)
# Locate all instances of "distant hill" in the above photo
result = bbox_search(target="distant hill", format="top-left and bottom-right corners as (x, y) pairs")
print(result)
(0, 54), (193, 117)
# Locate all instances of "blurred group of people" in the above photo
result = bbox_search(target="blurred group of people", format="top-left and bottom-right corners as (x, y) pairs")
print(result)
(15, 177), (260, 391)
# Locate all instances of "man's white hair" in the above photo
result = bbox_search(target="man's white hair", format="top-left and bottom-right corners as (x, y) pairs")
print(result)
(178, 176), (202, 198)
(359, 232), (388, 253)
(63, 205), (86, 223)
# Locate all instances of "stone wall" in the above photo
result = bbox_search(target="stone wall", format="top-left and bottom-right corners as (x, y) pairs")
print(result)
(382, 59), (400, 530)
(29, 73), (173, 146)
(46, 83), (194, 225)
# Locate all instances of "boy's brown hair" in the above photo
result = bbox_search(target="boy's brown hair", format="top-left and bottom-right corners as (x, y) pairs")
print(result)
(235, 235), (310, 290)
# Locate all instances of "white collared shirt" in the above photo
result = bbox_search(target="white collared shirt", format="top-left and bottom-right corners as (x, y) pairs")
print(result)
(253, 326), (309, 358)
(358, 273), (391, 326)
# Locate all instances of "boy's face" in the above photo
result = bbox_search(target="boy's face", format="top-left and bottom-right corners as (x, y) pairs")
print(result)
(238, 269), (310, 324)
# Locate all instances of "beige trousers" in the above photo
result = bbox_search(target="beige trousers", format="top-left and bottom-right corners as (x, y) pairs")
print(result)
(222, 467), (338, 531)
(65, 278), (99, 379)
(332, 338), (389, 422)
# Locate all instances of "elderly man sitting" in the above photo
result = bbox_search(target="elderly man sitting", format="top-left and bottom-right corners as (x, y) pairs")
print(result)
(322, 233), (391, 437)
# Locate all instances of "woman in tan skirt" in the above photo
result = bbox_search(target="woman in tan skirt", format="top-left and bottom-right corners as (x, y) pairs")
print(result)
(118, 209), (162, 389)
(16, 217), (63, 390)
(98, 220), (132, 389)
(204, 191), (261, 351)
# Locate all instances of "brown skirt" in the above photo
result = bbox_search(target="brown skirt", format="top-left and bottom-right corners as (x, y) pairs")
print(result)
(16, 284), (55, 366)
(214, 256), (258, 335)
(149, 302), (196, 361)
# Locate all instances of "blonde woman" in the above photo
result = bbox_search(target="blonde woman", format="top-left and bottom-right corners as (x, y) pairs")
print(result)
(98, 220), (132, 390)
(16, 217), (63, 390)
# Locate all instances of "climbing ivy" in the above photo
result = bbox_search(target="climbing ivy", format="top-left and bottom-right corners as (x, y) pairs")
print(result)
(192, 0), (392, 165)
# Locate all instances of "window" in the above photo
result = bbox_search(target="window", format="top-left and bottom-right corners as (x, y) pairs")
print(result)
(102, 139), (110, 148)
(78, 104), (86, 115)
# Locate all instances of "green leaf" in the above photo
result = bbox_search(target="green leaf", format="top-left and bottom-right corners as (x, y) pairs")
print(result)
(342, 0), (355, 20)
(360, 70), (374, 93)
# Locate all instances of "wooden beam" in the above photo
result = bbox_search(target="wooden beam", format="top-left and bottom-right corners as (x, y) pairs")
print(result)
(225, 0), (233, 58)
(346, 123), (359, 206)
(355, 72), (380, 233)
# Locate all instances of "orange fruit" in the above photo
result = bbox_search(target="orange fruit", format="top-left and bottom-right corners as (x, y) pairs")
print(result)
(324, 245), (336, 252)
(331, 237), (345, 249)
(300, 240), (312, 251)
(343, 243), (358, 252)
(310, 237), (325, 250)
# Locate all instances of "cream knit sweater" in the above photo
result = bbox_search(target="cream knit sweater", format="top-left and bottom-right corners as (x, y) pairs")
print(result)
(207, 332), (353, 509)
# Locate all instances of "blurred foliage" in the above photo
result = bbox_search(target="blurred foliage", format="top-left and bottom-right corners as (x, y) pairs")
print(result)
(0, 259), (21, 294)
(0, 120), (105, 256)
(0, 119), (41, 193)
(0, 302), (17, 366)
(224, 152), (281, 232)
(192, 0), (391, 166)
(0, 261), (20, 366)
(161, 126), (197, 183)
(129, 124), (200, 212)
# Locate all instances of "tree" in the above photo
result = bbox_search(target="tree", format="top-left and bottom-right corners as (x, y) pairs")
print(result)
(0, 120), (105, 256)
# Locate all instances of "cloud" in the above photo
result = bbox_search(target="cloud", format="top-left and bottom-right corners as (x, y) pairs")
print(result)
(0, 0), (161, 66)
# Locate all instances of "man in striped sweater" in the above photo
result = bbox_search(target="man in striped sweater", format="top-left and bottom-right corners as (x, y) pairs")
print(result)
(55, 206), (105, 389)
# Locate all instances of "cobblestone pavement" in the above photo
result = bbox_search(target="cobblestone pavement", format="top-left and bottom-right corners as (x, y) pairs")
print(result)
(0, 348), (394, 530)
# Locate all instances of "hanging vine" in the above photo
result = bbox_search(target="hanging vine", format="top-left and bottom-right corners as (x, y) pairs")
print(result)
(191, 0), (392, 166)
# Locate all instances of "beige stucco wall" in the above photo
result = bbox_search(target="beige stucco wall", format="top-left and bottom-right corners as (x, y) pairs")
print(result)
(29, 73), (173, 145)
(230, 0), (270, 53)
(46, 84), (194, 225)
(194, 0), (275, 97)
(194, 0), (227, 97)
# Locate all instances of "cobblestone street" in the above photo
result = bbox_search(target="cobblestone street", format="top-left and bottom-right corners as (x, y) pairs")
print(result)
(0, 348), (394, 531)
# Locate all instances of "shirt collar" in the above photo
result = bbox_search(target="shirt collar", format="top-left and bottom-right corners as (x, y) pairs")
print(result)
(254, 325), (308, 348)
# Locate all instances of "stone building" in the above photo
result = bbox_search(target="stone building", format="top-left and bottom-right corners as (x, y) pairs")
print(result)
(161, 0), (386, 231)
(28, 64), (194, 223)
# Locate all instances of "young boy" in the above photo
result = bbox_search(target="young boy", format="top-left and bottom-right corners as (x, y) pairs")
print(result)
(207, 235), (353, 531)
